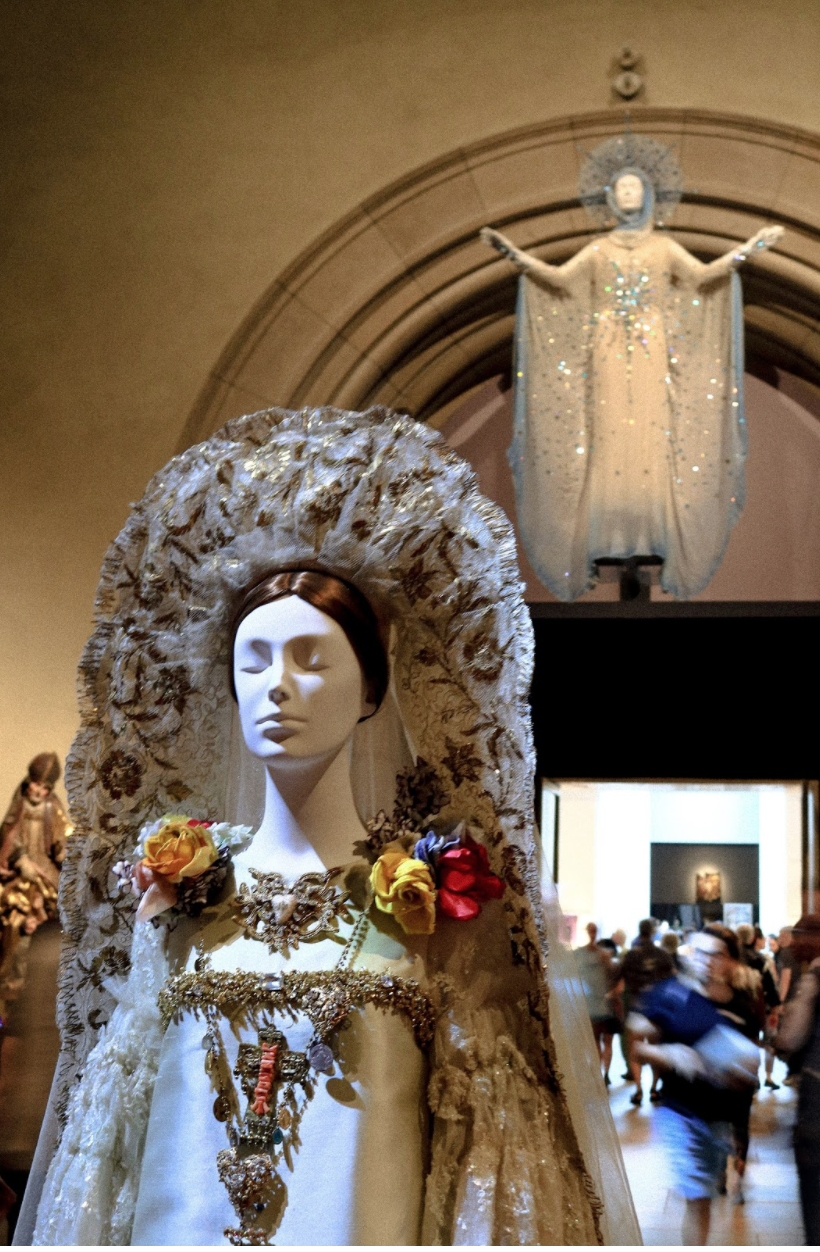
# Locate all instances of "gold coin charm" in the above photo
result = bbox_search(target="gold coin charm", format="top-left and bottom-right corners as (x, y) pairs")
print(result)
(213, 1095), (230, 1122)
(277, 1106), (292, 1130)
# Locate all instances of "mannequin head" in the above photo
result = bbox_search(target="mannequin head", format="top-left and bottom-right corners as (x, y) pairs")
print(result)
(234, 595), (374, 766)
(606, 166), (654, 230)
(230, 570), (387, 708)
(230, 570), (388, 768)
(613, 172), (645, 212)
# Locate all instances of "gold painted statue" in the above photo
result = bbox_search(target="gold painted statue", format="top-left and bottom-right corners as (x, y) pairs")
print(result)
(0, 753), (72, 1013)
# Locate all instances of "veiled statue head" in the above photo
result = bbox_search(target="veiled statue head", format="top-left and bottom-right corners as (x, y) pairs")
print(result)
(578, 133), (682, 229)
(606, 165), (655, 229)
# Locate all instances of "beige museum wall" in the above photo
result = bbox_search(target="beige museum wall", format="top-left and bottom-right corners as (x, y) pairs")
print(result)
(2, 0), (820, 809)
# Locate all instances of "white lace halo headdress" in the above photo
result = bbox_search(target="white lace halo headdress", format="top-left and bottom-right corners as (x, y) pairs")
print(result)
(578, 131), (683, 227)
(49, 404), (641, 1243)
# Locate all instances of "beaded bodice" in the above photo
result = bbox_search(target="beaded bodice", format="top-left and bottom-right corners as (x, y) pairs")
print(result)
(135, 865), (433, 1246)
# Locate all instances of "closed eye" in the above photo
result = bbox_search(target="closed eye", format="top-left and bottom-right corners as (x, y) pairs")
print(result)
(238, 639), (272, 674)
(291, 636), (329, 672)
(236, 635), (330, 675)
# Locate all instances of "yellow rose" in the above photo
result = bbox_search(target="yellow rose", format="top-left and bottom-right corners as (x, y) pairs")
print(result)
(142, 818), (218, 884)
(370, 851), (437, 935)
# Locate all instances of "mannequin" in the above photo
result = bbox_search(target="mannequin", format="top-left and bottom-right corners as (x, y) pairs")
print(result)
(481, 144), (784, 601)
(126, 572), (431, 1245)
(30, 568), (593, 1246)
(21, 404), (641, 1246)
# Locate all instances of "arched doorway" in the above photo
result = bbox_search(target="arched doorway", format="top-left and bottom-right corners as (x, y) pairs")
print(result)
(179, 107), (820, 449)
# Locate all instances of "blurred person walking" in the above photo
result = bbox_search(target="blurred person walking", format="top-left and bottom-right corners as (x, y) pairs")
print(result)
(631, 925), (760, 1245)
(661, 930), (683, 971)
(775, 914), (820, 1244)
(777, 926), (798, 1004)
(575, 923), (623, 1086)
(622, 918), (675, 1105)
(725, 947), (766, 1203)
(737, 921), (781, 1090)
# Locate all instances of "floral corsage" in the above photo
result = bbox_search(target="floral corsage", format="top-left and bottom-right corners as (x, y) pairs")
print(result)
(369, 821), (504, 936)
(113, 814), (253, 923)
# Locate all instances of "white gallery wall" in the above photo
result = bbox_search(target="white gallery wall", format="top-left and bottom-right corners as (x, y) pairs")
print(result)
(555, 782), (802, 945)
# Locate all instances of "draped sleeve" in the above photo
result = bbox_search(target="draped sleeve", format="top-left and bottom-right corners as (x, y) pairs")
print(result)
(508, 248), (598, 601)
(660, 239), (747, 594)
(31, 924), (168, 1246)
(422, 903), (603, 1245)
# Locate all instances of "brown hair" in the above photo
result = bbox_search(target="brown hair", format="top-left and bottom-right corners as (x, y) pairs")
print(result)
(229, 570), (388, 714)
(702, 922), (740, 963)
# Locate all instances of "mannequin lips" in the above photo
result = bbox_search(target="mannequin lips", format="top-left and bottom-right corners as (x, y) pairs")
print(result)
(261, 724), (298, 742)
(256, 713), (306, 742)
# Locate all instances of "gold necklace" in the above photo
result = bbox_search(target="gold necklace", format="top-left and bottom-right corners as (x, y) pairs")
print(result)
(232, 867), (355, 955)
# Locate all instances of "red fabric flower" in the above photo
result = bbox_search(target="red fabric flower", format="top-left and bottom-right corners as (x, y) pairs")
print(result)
(437, 834), (505, 920)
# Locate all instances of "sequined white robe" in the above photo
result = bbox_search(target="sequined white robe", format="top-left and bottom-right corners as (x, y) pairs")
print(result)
(511, 227), (745, 600)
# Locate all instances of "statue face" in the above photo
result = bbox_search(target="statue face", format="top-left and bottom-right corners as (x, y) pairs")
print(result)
(613, 172), (645, 212)
(234, 596), (368, 764)
(27, 781), (51, 804)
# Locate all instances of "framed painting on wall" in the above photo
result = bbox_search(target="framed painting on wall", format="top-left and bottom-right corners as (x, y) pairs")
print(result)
(696, 871), (721, 903)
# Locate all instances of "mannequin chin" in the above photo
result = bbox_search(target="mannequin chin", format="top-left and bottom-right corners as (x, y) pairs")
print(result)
(613, 171), (645, 213)
(232, 594), (375, 877)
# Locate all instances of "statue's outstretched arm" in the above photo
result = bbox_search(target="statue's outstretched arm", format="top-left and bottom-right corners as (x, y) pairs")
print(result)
(479, 227), (578, 289)
(671, 225), (784, 286)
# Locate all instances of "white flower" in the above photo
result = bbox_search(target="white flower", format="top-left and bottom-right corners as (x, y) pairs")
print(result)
(209, 822), (254, 851)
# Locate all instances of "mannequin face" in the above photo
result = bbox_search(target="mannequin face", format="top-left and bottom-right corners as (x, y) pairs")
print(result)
(613, 173), (645, 212)
(234, 596), (370, 764)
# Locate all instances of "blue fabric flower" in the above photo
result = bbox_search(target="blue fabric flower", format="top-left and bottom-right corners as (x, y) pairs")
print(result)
(413, 824), (464, 879)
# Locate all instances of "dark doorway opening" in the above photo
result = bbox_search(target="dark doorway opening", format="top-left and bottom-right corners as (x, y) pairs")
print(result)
(530, 602), (819, 782)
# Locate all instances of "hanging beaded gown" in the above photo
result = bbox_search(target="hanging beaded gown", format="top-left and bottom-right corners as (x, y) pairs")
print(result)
(19, 405), (641, 1246)
(511, 225), (745, 601)
(492, 133), (782, 602)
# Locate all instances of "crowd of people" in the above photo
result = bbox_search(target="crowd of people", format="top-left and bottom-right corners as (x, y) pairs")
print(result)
(575, 915), (820, 1245)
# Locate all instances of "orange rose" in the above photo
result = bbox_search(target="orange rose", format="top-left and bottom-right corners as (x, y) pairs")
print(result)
(142, 817), (218, 884)
(371, 850), (437, 935)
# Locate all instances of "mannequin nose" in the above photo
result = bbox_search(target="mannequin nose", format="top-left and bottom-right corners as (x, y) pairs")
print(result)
(267, 657), (290, 704)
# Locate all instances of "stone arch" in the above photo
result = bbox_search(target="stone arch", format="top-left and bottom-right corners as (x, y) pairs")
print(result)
(180, 107), (820, 448)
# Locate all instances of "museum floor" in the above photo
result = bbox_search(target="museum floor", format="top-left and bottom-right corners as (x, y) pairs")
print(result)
(0, 925), (807, 1246)
(612, 1039), (805, 1246)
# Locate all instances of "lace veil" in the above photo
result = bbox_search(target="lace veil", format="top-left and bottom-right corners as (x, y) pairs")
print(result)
(25, 405), (639, 1244)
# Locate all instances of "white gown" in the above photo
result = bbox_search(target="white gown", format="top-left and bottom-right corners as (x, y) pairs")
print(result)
(31, 873), (604, 1246)
(511, 226), (746, 600)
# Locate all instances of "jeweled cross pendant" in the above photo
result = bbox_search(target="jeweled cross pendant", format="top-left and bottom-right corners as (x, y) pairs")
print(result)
(234, 1026), (308, 1150)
